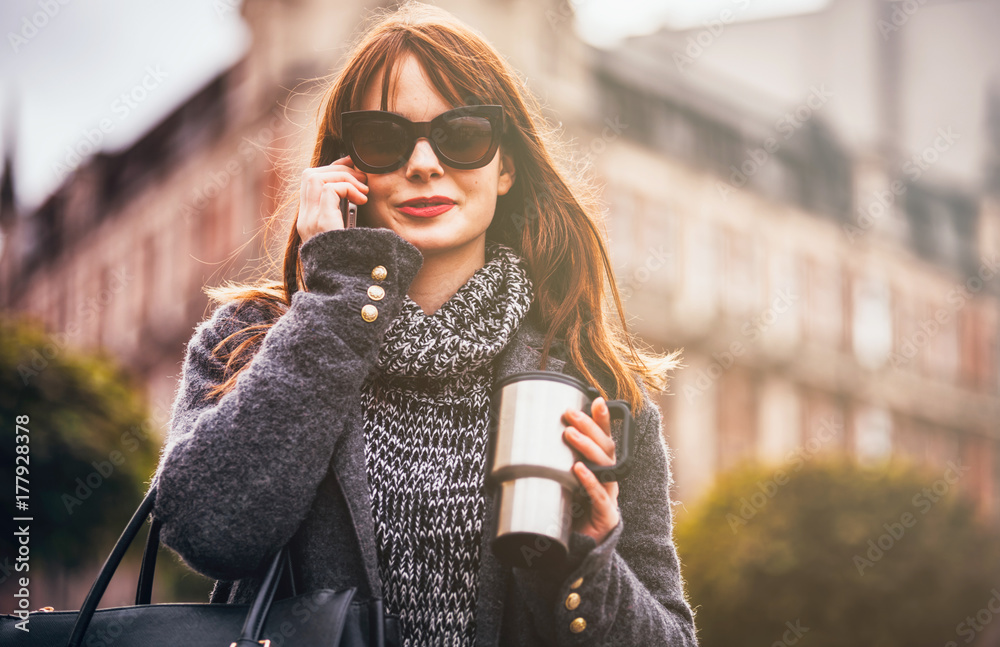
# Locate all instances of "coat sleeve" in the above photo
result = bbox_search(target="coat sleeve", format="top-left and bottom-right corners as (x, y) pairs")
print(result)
(509, 385), (699, 646)
(149, 227), (423, 581)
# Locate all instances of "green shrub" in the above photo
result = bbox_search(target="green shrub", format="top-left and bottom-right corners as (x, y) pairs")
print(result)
(0, 314), (215, 604)
(675, 457), (1000, 647)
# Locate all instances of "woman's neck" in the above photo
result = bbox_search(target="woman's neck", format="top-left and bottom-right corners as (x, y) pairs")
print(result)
(407, 238), (486, 315)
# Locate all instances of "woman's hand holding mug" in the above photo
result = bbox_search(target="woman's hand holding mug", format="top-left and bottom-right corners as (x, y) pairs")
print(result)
(296, 155), (369, 244)
(562, 397), (620, 545)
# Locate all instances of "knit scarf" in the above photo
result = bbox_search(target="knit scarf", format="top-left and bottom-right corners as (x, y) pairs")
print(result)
(360, 241), (534, 647)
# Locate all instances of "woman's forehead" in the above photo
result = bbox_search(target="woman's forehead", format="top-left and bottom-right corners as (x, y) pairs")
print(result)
(358, 52), (460, 114)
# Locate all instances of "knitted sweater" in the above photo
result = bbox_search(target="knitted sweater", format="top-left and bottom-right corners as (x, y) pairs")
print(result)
(362, 241), (533, 645)
(151, 226), (698, 646)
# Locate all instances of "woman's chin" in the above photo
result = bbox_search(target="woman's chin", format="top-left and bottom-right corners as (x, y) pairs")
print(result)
(401, 231), (486, 258)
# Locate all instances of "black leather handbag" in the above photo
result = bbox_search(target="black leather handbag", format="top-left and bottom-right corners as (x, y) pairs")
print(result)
(0, 485), (400, 646)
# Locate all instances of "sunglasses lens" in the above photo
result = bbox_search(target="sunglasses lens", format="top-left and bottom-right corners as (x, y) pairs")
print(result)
(435, 114), (495, 164)
(352, 119), (410, 169)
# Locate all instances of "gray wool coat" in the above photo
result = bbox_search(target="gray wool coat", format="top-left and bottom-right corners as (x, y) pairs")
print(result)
(150, 226), (698, 646)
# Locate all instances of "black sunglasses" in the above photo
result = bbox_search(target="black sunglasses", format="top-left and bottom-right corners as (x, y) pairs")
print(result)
(340, 105), (505, 173)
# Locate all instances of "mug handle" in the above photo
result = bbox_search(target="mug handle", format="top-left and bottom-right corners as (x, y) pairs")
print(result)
(582, 399), (634, 483)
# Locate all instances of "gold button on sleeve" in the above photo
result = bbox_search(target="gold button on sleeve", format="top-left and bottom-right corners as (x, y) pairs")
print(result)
(371, 265), (387, 281)
(361, 304), (379, 322)
(569, 577), (584, 589)
(367, 285), (385, 301)
(569, 617), (587, 633)
(565, 592), (581, 611)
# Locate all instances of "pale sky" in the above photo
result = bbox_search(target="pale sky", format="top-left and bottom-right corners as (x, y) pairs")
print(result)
(0, 0), (824, 212)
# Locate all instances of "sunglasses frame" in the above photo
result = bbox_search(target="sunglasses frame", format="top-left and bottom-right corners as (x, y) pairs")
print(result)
(340, 104), (505, 173)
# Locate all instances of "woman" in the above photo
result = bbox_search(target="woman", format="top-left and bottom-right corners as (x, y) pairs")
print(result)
(150, 2), (697, 645)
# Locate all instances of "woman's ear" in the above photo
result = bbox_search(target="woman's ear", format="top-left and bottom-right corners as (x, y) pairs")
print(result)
(497, 147), (516, 197)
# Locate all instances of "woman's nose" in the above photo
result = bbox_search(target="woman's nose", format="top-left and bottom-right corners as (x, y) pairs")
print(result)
(405, 138), (444, 179)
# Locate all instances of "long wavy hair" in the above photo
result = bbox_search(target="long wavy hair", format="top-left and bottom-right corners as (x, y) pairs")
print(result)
(202, 1), (682, 413)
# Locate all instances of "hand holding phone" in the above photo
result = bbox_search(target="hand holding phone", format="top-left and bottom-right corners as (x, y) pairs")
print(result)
(340, 196), (358, 229)
(296, 155), (368, 244)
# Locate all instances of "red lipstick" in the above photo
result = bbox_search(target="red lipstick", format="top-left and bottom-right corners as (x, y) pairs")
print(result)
(397, 195), (456, 218)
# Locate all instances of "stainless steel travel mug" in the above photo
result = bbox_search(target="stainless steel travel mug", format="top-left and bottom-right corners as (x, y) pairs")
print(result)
(487, 371), (634, 569)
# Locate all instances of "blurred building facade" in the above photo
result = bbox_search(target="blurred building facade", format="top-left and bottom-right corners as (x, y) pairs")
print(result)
(594, 0), (1000, 521)
(1, 0), (998, 527)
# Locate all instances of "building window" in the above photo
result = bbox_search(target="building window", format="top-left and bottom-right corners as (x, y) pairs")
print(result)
(756, 375), (801, 464)
(642, 201), (680, 295)
(608, 186), (639, 279)
(761, 249), (802, 349)
(892, 289), (920, 374)
(109, 246), (136, 356)
(854, 404), (893, 462)
(53, 281), (66, 334)
(971, 300), (999, 394)
(993, 440), (1000, 527)
(995, 312), (1000, 396)
(803, 389), (846, 456)
(723, 227), (763, 319)
(924, 298), (960, 383)
(97, 265), (111, 350)
(852, 273), (893, 370)
(717, 367), (757, 472)
(806, 258), (843, 349)
(619, 195), (679, 300)
(924, 425), (962, 473)
(141, 234), (156, 332)
(682, 217), (720, 317)
(659, 104), (695, 160)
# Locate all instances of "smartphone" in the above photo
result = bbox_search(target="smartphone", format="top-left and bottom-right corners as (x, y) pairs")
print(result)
(340, 196), (358, 229)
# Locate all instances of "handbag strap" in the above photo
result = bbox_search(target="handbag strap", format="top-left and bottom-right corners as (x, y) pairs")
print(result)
(283, 545), (298, 597)
(66, 485), (288, 647)
(134, 513), (298, 605)
(235, 543), (286, 645)
(135, 514), (160, 604)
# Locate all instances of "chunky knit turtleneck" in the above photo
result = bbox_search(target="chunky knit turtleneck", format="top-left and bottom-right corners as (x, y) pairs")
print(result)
(360, 240), (534, 646)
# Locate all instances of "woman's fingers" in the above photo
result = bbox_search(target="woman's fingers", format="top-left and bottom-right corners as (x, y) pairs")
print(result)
(316, 156), (369, 190)
(316, 184), (344, 232)
(562, 398), (621, 544)
(563, 424), (613, 466)
(305, 164), (369, 190)
(573, 461), (620, 543)
(590, 397), (611, 439)
(302, 168), (369, 205)
(561, 399), (615, 460)
(300, 181), (362, 240)
(310, 155), (369, 182)
(297, 156), (370, 243)
(574, 462), (613, 507)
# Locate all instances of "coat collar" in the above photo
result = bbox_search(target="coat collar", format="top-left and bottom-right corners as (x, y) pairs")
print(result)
(494, 312), (568, 381)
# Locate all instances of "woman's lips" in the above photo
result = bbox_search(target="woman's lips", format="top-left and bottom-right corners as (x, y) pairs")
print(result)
(397, 203), (455, 218)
